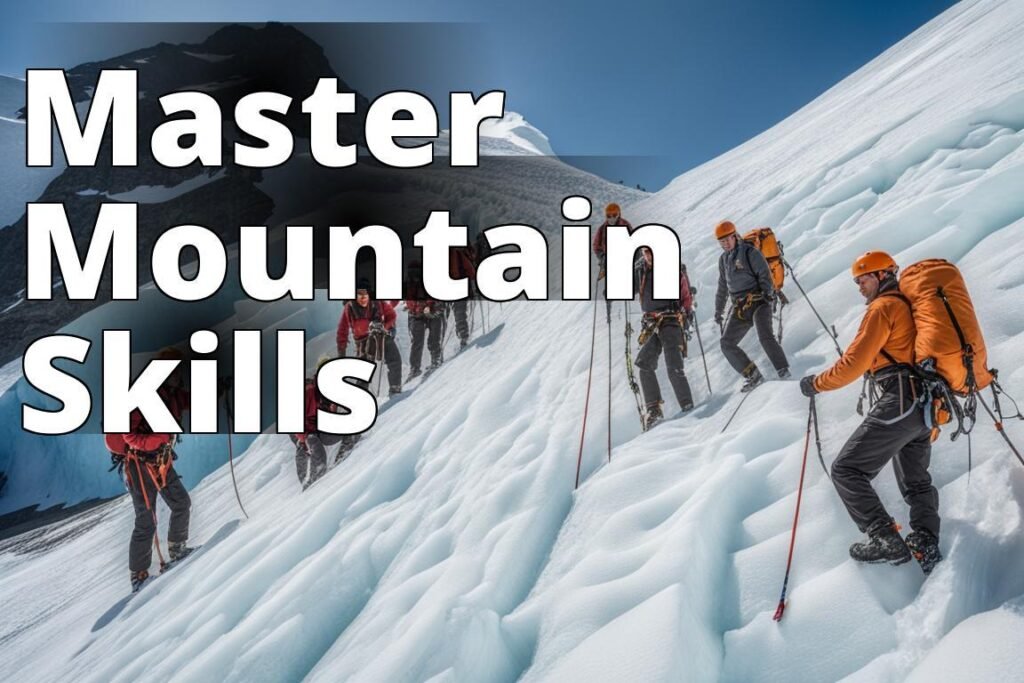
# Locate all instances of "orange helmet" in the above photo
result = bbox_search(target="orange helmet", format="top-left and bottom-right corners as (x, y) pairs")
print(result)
(605, 203), (621, 217)
(851, 251), (897, 277)
(714, 221), (736, 240)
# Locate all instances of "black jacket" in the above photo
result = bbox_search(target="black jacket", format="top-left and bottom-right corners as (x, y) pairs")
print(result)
(715, 240), (775, 317)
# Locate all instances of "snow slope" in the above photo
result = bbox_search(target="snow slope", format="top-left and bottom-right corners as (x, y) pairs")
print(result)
(4, 1), (1024, 681)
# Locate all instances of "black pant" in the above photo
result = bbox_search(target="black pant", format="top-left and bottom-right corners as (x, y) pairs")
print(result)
(361, 334), (403, 388)
(291, 433), (344, 486)
(831, 377), (940, 538)
(126, 460), (191, 572)
(720, 299), (788, 375)
(635, 316), (694, 410)
(409, 314), (443, 370)
(450, 301), (470, 341)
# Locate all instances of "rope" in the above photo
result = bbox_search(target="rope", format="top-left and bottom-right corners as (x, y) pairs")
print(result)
(624, 301), (645, 429)
(783, 258), (842, 358)
(574, 284), (601, 490)
(978, 393), (1024, 468)
(223, 390), (249, 519)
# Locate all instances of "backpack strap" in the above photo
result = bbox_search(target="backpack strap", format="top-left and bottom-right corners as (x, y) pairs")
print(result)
(935, 286), (979, 393)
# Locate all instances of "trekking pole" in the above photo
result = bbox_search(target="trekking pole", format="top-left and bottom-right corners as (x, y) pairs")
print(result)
(782, 258), (842, 358)
(811, 396), (829, 479)
(977, 393), (1024, 468)
(606, 290), (613, 464)
(691, 307), (713, 396)
(773, 396), (815, 622)
(374, 332), (386, 396)
(721, 391), (753, 434)
(575, 278), (601, 489)
(223, 389), (250, 519)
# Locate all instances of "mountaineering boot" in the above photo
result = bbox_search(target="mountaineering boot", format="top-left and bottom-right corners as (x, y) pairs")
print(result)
(905, 530), (943, 575)
(741, 365), (765, 393)
(130, 569), (150, 593)
(167, 541), (195, 564)
(778, 367), (791, 380)
(644, 402), (664, 430)
(408, 367), (422, 381)
(459, 336), (469, 351)
(425, 359), (442, 376)
(849, 521), (911, 566)
(679, 400), (695, 414)
(389, 385), (402, 398)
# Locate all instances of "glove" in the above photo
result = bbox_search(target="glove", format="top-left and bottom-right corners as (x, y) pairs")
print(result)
(714, 311), (723, 327)
(388, 327), (397, 339)
(338, 346), (347, 358)
(423, 305), (432, 317)
(800, 375), (819, 398)
(598, 254), (606, 280)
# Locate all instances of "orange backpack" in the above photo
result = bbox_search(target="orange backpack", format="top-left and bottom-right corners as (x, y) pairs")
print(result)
(743, 228), (785, 290)
(898, 259), (993, 395)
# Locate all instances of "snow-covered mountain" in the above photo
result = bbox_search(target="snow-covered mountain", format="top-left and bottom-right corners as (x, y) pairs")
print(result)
(0, 75), (65, 229)
(3, 1), (1024, 681)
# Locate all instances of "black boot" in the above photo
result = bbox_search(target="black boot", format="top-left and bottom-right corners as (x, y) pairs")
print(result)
(131, 569), (150, 593)
(645, 401), (664, 430)
(167, 541), (195, 564)
(849, 521), (911, 566)
(741, 365), (765, 393)
(905, 530), (942, 575)
(408, 367), (422, 381)
(778, 367), (791, 379)
(459, 337), (469, 351)
(389, 384), (402, 398)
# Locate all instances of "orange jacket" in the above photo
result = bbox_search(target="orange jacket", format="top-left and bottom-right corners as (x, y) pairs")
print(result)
(814, 292), (916, 392)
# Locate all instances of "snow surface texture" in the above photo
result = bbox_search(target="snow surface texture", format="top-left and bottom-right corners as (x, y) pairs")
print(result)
(4, 1), (1024, 680)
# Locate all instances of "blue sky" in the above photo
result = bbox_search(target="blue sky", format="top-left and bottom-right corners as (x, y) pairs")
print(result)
(0, 0), (956, 190)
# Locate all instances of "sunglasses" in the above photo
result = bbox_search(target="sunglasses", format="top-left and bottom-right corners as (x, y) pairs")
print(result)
(606, 213), (620, 220)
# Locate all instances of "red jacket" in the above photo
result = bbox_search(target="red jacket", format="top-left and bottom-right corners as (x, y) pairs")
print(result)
(296, 379), (342, 439)
(450, 247), (477, 280)
(405, 300), (441, 317)
(593, 218), (634, 257)
(105, 433), (129, 455)
(124, 385), (189, 453)
(336, 300), (397, 355)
